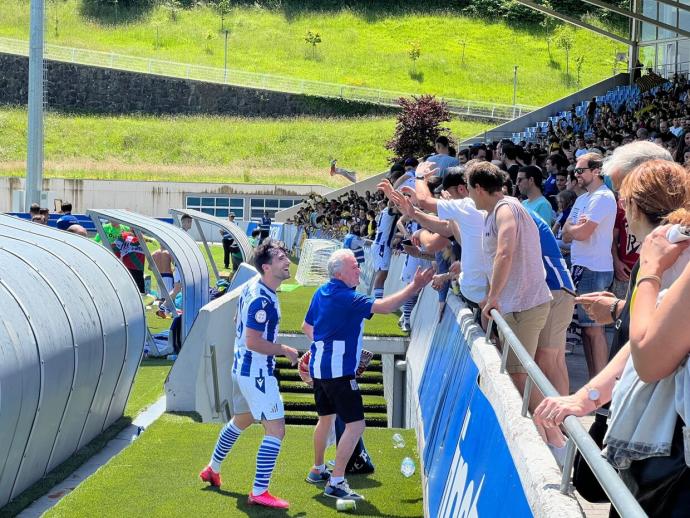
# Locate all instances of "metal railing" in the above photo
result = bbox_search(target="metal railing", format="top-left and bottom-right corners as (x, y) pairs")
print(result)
(486, 309), (646, 518)
(0, 36), (536, 121)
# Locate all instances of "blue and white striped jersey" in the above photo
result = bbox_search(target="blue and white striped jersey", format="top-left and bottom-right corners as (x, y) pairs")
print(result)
(304, 279), (374, 380)
(343, 233), (365, 265)
(232, 277), (281, 378)
(374, 208), (397, 250)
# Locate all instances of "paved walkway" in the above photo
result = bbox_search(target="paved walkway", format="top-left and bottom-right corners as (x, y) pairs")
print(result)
(565, 341), (613, 518)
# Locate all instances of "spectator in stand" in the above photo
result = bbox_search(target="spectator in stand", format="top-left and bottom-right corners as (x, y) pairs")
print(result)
(552, 189), (577, 249)
(555, 171), (569, 194)
(180, 214), (193, 232)
(561, 152), (617, 378)
(502, 145), (521, 185)
(518, 166), (554, 225)
(467, 161), (552, 394)
(221, 227), (243, 272)
(427, 136), (459, 178)
(543, 154), (566, 198)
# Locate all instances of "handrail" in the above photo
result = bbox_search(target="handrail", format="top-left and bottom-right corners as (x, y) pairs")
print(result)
(486, 308), (647, 518)
(0, 36), (537, 121)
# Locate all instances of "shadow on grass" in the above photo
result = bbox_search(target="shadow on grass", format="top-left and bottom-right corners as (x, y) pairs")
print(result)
(409, 70), (424, 83)
(202, 486), (306, 516)
(79, 0), (155, 26)
(310, 492), (411, 518)
(548, 58), (561, 70)
(168, 411), (204, 423)
(0, 416), (133, 516)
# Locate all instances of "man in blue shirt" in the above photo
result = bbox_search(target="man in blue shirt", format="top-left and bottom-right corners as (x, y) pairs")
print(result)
(301, 249), (433, 500)
(427, 136), (459, 178)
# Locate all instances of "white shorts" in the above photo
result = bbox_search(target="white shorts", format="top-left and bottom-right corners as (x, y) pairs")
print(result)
(373, 244), (392, 272)
(160, 273), (174, 293)
(401, 256), (430, 284)
(232, 371), (284, 421)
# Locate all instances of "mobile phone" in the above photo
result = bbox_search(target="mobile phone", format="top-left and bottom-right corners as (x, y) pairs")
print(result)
(561, 286), (577, 297)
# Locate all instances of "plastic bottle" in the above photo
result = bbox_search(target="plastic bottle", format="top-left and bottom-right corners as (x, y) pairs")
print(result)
(336, 499), (357, 512)
(167, 354), (177, 361)
(392, 433), (405, 449)
(400, 457), (416, 478)
(666, 224), (690, 243)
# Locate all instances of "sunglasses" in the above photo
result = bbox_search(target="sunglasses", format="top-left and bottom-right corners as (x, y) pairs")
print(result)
(573, 167), (593, 175)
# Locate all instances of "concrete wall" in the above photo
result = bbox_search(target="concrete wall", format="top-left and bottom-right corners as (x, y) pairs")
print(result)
(0, 52), (396, 117)
(462, 73), (630, 144)
(0, 176), (332, 217)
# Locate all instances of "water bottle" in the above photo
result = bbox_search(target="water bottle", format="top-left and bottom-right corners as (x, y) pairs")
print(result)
(167, 354), (177, 361)
(336, 499), (357, 512)
(392, 433), (405, 449)
(666, 224), (690, 243)
(400, 457), (416, 478)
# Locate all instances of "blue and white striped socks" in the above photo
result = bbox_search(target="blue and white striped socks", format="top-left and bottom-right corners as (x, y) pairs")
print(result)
(252, 435), (282, 496)
(209, 421), (242, 472)
(402, 294), (419, 325)
(373, 288), (384, 299)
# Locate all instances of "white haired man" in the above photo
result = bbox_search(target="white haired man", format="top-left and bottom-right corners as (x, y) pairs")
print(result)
(302, 249), (433, 501)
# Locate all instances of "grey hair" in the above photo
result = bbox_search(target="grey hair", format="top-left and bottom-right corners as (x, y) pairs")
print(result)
(328, 249), (355, 278)
(603, 141), (673, 177)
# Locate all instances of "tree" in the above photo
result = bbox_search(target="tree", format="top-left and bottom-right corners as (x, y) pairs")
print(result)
(205, 29), (217, 54)
(554, 25), (575, 79)
(386, 95), (452, 161)
(164, 0), (181, 22)
(216, 0), (231, 32)
(575, 55), (585, 86)
(407, 41), (421, 72)
(458, 39), (467, 67)
(304, 30), (322, 59)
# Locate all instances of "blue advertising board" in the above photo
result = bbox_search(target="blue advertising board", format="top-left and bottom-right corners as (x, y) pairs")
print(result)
(419, 318), (533, 517)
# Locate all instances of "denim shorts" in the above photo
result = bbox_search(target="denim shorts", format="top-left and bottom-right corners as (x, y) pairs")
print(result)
(572, 265), (614, 327)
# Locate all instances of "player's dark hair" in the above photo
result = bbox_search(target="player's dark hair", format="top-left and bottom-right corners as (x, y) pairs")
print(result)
(253, 239), (288, 274)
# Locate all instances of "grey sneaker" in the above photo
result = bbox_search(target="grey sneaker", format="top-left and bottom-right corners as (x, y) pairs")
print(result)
(324, 479), (364, 500)
(305, 469), (331, 484)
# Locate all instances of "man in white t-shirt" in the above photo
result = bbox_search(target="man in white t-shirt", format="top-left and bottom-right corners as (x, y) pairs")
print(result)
(378, 161), (489, 310)
(562, 152), (616, 378)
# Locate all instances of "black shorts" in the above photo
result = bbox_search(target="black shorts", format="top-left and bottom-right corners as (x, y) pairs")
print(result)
(313, 376), (364, 424)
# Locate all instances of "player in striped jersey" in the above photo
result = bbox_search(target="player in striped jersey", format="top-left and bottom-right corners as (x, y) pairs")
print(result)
(302, 249), (433, 501)
(342, 225), (365, 266)
(397, 217), (431, 332)
(371, 202), (399, 298)
(200, 240), (299, 510)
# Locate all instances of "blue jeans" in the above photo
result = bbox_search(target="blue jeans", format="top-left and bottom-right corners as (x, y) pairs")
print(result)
(572, 265), (613, 327)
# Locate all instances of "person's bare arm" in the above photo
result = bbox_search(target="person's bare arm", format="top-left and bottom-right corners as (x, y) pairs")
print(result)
(562, 217), (598, 241)
(246, 328), (299, 364)
(372, 267), (434, 313)
(534, 343), (631, 427)
(629, 226), (690, 382)
(302, 322), (314, 341)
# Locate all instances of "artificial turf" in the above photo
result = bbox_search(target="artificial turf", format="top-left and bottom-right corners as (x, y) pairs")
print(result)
(124, 359), (175, 418)
(46, 414), (423, 517)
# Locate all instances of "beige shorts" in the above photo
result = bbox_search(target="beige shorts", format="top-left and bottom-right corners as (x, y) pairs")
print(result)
(537, 290), (575, 350)
(501, 301), (551, 374)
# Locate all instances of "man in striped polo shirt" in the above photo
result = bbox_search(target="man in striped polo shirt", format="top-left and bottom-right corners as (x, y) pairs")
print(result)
(302, 249), (433, 500)
(199, 240), (299, 509)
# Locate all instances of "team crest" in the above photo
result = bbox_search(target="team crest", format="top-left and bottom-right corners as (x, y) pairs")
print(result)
(255, 310), (267, 324)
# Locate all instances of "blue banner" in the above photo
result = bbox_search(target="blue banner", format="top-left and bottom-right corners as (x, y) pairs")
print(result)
(420, 319), (532, 517)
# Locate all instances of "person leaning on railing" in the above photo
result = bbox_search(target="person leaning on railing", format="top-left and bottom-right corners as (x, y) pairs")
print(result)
(534, 159), (690, 517)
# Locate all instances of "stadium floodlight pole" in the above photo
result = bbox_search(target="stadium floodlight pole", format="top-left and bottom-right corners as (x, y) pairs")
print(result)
(25, 0), (45, 211)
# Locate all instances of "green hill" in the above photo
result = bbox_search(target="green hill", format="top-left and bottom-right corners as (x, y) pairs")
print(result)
(1, 0), (625, 107)
(0, 108), (491, 185)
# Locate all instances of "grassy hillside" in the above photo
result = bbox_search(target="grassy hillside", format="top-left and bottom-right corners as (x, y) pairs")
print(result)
(1, 0), (626, 107)
(0, 108), (491, 185)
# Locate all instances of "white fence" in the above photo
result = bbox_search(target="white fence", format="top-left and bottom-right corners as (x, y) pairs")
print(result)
(0, 37), (536, 121)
